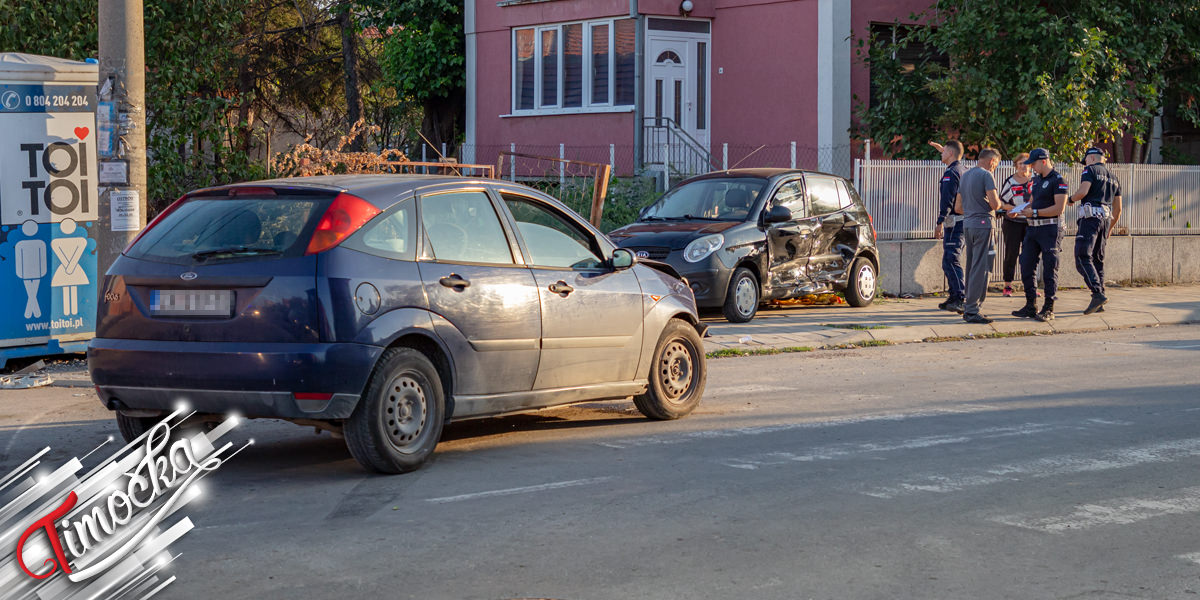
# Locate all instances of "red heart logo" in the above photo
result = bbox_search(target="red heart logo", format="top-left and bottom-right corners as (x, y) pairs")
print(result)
(74, 126), (89, 140)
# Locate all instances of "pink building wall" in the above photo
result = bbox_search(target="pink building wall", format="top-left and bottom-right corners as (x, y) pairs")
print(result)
(709, 1), (819, 149)
(470, 0), (933, 167)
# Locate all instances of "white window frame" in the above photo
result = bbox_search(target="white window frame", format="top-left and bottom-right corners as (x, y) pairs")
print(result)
(508, 17), (636, 117)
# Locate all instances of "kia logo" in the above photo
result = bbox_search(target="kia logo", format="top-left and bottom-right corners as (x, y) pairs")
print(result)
(635, 251), (650, 259)
(180, 272), (198, 281)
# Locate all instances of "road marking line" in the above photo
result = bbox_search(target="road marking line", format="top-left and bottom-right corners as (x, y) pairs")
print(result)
(718, 422), (1119, 470)
(1177, 553), (1200, 565)
(862, 437), (1200, 499)
(424, 477), (615, 504)
(597, 409), (969, 449)
(992, 486), (1200, 533)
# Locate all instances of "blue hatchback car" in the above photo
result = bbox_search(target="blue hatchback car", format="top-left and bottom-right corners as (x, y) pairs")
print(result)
(89, 175), (707, 473)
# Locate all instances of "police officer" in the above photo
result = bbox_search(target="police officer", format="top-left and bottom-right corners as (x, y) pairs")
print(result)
(931, 140), (968, 313)
(1069, 147), (1123, 314)
(1014, 148), (1069, 322)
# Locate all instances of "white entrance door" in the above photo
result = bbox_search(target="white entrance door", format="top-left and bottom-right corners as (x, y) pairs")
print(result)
(646, 30), (710, 175)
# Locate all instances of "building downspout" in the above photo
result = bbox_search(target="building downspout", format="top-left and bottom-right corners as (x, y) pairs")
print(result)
(632, 0), (643, 174)
(464, 0), (477, 163)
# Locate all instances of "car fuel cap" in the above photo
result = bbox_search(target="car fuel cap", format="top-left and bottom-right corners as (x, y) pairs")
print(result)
(355, 282), (381, 315)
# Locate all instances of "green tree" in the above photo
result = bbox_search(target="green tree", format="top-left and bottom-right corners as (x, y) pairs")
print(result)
(856, 1), (1200, 162)
(361, 0), (465, 154)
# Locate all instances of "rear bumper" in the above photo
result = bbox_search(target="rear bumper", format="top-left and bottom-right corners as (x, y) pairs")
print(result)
(88, 339), (382, 419)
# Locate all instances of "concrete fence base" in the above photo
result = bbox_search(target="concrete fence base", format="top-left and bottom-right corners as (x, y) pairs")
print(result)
(877, 235), (1200, 297)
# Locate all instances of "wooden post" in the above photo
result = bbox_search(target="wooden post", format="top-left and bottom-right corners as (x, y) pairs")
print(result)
(590, 164), (611, 228)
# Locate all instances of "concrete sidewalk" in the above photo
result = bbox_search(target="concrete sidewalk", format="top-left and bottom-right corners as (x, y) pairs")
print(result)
(703, 284), (1200, 354)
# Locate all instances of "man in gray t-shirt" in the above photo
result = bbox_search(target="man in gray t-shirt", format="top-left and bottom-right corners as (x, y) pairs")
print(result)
(954, 148), (1002, 323)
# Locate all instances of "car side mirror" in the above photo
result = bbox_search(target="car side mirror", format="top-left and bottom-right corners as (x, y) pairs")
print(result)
(611, 248), (636, 270)
(765, 205), (792, 223)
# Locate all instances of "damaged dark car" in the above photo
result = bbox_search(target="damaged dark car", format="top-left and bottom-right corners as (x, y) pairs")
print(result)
(609, 169), (880, 323)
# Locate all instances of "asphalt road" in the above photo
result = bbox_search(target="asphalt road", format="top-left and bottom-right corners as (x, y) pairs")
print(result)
(3, 326), (1200, 599)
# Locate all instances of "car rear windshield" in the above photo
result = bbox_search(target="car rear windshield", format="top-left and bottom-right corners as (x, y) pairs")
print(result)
(640, 177), (767, 222)
(126, 195), (328, 264)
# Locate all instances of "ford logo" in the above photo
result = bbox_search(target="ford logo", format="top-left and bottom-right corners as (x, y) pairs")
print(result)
(635, 251), (650, 259)
(180, 272), (198, 281)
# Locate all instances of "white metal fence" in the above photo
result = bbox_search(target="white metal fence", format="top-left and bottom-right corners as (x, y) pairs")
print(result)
(855, 160), (1200, 240)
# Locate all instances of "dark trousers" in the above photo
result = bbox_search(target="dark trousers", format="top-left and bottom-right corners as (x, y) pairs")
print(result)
(1075, 216), (1110, 294)
(1020, 224), (1061, 304)
(1000, 218), (1027, 284)
(941, 221), (965, 301)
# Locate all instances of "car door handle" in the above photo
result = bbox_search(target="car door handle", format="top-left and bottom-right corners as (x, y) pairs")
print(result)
(439, 274), (471, 291)
(548, 281), (574, 296)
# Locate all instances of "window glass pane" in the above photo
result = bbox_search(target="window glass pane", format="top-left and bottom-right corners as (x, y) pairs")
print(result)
(696, 42), (707, 130)
(673, 79), (682, 125)
(807, 177), (842, 216)
(563, 24), (583, 108)
(654, 79), (663, 121)
(541, 28), (559, 107)
(641, 177), (767, 221)
(590, 24), (609, 104)
(655, 50), (681, 64)
(771, 181), (807, 217)
(127, 196), (320, 264)
(420, 191), (513, 265)
(504, 195), (603, 269)
(515, 29), (535, 110)
(348, 200), (416, 260)
(614, 19), (636, 105)
(836, 180), (854, 209)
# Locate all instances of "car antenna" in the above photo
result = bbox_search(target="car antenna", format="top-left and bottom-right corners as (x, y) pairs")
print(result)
(417, 130), (464, 177)
(728, 145), (767, 170)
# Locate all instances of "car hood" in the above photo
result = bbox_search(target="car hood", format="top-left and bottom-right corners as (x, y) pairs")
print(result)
(609, 220), (742, 250)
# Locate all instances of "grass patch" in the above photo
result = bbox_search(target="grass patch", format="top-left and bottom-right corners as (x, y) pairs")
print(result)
(843, 339), (892, 348)
(922, 331), (1043, 343)
(706, 346), (815, 359)
(822, 323), (891, 330)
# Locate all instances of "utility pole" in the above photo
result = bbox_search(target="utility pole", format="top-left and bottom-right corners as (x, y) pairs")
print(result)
(97, 0), (147, 279)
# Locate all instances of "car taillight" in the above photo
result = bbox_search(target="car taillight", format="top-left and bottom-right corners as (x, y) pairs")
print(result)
(123, 194), (190, 253)
(867, 212), (876, 240)
(305, 193), (380, 255)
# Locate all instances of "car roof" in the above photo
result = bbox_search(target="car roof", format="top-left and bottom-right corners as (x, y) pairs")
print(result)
(683, 168), (846, 182)
(199, 174), (513, 206)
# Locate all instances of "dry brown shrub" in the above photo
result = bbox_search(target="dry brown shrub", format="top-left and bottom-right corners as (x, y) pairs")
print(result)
(270, 120), (409, 177)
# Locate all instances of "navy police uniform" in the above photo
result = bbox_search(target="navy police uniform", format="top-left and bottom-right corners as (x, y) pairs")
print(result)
(1075, 160), (1121, 296)
(937, 160), (969, 303)
(1019, 168), (1069, 309)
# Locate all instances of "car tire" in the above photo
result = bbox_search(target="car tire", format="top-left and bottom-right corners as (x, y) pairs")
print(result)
(846, 256), (877, 307)
(722, 267), (759, 323)
(115, 413), (158, 443)
(633, 319), (707, 420)
(344, 347), (446, 474)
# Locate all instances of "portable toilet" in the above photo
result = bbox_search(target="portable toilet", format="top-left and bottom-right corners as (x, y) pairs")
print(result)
(0, 53), (99, 369)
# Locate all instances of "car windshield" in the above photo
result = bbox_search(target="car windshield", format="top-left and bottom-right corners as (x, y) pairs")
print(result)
(639, 177), (767, 222)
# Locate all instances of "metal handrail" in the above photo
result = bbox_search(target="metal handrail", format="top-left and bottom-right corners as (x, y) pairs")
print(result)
(648, 115), (710, 168)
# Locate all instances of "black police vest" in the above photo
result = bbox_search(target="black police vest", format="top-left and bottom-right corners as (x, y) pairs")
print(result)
(1030, 171), (1065, 210)
(1081, 164), (1120, 207)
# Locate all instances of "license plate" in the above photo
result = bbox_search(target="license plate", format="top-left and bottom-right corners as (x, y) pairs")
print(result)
(150, 290), (234, 317)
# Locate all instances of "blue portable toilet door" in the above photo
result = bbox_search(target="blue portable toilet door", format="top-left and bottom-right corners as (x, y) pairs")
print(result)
(0, 78), (99, 346)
